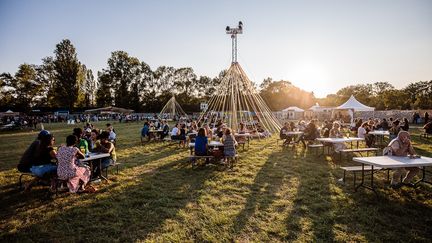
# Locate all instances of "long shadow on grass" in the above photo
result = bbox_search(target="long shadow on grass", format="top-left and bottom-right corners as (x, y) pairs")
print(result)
(283, 150), (336, 241)
(0, 142), (187, 232)
(1, 156), (216, 241)
(232, 149), (299, 238)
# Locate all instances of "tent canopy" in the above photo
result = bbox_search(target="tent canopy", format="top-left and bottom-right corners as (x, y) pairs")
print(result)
(282, 106), (304, 112)
(336, 95), (374, 111)
(84, 106), (134, 114)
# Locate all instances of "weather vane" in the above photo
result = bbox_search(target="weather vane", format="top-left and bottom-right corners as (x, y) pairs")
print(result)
(226, 21), (243, 63)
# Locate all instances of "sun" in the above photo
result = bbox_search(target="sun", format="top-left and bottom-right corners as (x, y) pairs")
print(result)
(287, 61), (332, 97)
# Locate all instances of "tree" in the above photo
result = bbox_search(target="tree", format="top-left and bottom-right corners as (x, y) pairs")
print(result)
(96, 72), (113, 107)
(81, 65), (97, 107)
(52, 39), (83, 110)
(0, 64), (42, 111)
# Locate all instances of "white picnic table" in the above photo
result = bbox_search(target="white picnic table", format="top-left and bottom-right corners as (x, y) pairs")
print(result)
(81, 152), (110, 162)
(353, 155), (432, 193)
(80, 152), (111, 181)
(189, 141), (224, 148)
(368, 130), (390, 136)
(316, 137), (364, 143)
(234, 133), (251, 137)
(315, 137), (364, 156)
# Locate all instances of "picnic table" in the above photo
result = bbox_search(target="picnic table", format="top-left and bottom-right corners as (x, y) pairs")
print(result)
(368, 130), (390, 148)
(81, 152), (111, 181)
(353, 155), (432, 193)
(316, 137), (364, 156)
(189, 140), (224, 154)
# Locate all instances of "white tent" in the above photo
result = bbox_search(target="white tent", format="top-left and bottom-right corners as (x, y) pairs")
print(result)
(336, 95), (374, 111)
(282, 106), (304, 112)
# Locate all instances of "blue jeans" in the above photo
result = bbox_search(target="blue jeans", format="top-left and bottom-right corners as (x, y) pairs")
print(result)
(30, 164), (57, 178)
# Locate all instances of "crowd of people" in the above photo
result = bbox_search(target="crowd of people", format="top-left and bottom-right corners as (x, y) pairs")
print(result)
(17, 123), (117, 193)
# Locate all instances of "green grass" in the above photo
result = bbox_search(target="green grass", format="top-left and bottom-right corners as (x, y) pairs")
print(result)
(0, 122), (432, 242)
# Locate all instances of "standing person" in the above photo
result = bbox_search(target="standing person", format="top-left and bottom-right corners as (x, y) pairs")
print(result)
(171, 123), (180, 140)
(56, 135), (93, 193)
(222, 128), (238, 160)
(141, 122), (150, 142)
(387, 131), (419, 188)
(425, 112), (429, 124)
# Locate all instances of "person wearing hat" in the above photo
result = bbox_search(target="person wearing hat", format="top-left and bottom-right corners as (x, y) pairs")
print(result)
(17, 130), (50, 173)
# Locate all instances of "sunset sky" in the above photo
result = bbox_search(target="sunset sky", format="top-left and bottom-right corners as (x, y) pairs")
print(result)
(0, 0), (431, 97)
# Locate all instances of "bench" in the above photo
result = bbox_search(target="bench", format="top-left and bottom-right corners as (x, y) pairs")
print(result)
(420, 133), (430, 139)
(339, 148), (379, 162)
(307, 144), (324, 155)
(103, 162), (122, 178)
(340, 166), (389, 188)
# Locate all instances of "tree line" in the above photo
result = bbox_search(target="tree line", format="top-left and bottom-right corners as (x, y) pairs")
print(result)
(1, 39), (431, 113)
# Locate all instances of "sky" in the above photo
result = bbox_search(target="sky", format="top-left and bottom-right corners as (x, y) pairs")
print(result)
(0, 0), (431, 97)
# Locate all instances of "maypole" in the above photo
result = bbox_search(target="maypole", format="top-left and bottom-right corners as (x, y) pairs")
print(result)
(198, 22), (281, 134)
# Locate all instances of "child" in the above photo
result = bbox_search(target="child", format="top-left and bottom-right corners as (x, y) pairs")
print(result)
(57, 135), (93, 193)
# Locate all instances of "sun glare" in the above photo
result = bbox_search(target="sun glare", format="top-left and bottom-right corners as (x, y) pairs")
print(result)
(288, 61), (331, 97)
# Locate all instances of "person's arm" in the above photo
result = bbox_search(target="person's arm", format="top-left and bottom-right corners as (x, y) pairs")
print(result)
(75, 147), (85, 159)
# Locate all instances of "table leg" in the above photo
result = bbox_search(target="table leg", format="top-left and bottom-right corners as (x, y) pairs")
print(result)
(99, 158), (108, 181)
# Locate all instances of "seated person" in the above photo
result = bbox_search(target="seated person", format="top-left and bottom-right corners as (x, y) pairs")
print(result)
(329, 121), (346, 152)
(204, 124), (213, 140)
(73, 127), (89, 155)
(17, 130), (49, 173)
(423, 121), (432, 134)
(89, 129), (100, 152)
(303, 120), (320, 142)
(106, 123), (117, 142)
(387, 131), (419, 188)
(193, 128), (209, 164)
(93, 131), (116, 177)
(389, 120), (401, 140)
(160, 120), (170, 139)
(279, 122), (292, 146)
(56, 135), (93, 193)
(380, 118), (390, 131)
(30, 133), (57, 178)
(358, 122), (375, 147)
(171, 124), (180, 140)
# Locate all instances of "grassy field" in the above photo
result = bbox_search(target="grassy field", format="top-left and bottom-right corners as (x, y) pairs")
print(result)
(0, 122), (432, 242)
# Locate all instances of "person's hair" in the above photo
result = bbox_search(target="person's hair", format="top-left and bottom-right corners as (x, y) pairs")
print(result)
(198, 127), (206, 137)
(40, 133), (54, 148)
(66, 135), (78, 146)
(333, 121), (340, 127)
(225, 128), (232, 135)
(106, 123), (111, 127)
(397, 130), (410, 139)
(99, 131), (110, 140)
(393, 120), (400, 126)
(361, 122), (368, 128)
(91, 129), (99, 135)
(73, 127), (83, 137)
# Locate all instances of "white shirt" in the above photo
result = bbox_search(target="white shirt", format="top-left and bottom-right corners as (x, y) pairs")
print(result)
(109, 131), (116, 140)
(357, 127), (366, 138)
(171, 127), (179, 136)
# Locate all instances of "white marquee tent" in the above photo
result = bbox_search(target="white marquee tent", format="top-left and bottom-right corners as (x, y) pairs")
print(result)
(336, 95), (375, 111)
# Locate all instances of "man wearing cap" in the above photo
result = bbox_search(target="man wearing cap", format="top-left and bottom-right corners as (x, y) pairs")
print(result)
(17, 130), (49, 173)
